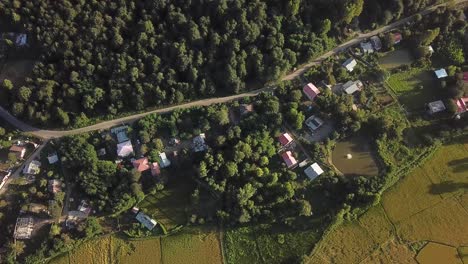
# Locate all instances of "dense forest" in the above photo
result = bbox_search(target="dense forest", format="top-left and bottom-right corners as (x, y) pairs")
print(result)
(0, 0), (438, 127)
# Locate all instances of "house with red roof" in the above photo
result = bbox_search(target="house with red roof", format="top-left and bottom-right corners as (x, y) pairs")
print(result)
(9, 145), (26, 160)
(303, 83), (320, 101)
(455, 97), (468, 114)
(278, 133), (293, 147)
(463, 72), (468, 82)
(150, 162), (161, 176)
(281, 151), (297, 169)
(133, 157), (150, 172)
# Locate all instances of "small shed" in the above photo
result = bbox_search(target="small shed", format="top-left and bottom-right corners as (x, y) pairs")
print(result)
(427, 100), (446, 114)
(159, 152), (171, 168)
(434, 69), (448, 79)
(342, 58), (357, 72)
(303, 83), (321, 101)
(360, 42), (374, 54)
(47, 153), (59, 164)
(135, 212), (158, 230)
(304, 163), (324, 181)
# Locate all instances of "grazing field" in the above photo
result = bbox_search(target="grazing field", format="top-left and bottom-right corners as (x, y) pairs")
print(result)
(308, 135), (468, 263)
(116, 237), (162, 264)
(225, 224), (322, 264)
(331, 136), (379, 177)
(416, 242), (462, 264)
(386, 67), (441, 112)
(379, 49), (414, 69)
(160, 227), (222, 264)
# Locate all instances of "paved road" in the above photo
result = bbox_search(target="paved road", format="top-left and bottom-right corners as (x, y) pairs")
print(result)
(0, 0), (465, 140)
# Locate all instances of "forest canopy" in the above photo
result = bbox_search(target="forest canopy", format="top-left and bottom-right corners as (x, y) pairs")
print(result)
(0, 0), (438, 126)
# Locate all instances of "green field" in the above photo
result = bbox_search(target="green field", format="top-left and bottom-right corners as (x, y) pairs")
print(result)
(386, 67), (441, 112)
(308, 135), (468, 263)
(379, 49), (414, 69)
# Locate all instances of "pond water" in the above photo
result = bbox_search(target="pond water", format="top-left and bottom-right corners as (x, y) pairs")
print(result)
(332, 136), (379, 177)
(379, 49), (414, 69)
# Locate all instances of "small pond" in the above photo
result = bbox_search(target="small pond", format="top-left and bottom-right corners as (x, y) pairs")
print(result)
(332, 136), (379, 177)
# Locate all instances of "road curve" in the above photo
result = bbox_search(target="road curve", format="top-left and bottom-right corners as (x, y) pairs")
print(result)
(0, 0), (465, 139)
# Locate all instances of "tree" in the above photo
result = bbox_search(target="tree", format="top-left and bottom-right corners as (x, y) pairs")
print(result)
(2, 79), (13, 90)
(79, 217), (103, 238)
(297, 199), (312, 216)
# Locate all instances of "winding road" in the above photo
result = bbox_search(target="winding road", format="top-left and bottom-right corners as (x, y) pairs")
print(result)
(0, 0), (465, 140)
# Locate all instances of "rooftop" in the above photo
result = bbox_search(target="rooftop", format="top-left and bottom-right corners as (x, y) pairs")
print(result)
(304, 163), (324, 180)
(14, 217), (34, 240)
(117, 140), (134, 157)
(278, 133), (294, 147)
(193, 133), (208, 152)
(427, 100), (446, 114)
(133, 157), (150, 172)
(342, 58), (357, 72)
(303, 83), (320, 101)
(281, 151), (297, 168)
(135, 212), (158, 230)
(434, 69), (448, 79)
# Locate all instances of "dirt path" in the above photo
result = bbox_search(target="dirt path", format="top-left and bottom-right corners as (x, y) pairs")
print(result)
(0, 0), (465, 141)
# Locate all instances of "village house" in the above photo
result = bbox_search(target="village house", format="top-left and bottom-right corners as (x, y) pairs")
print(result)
(303, 83), (321, 101)
(66, 210), (88, 229)
(427, 100), (446, 114)
(360, 41), (374, 54)
(47, 153), (59, 164)
(14, 217), (34, 240)
(393, 32), (402, 44)
(455, 97), (468, 114)
(48, 179), (62, 194)
(193, 133), (208, 152)
(281, 151), (298, 169)
(133, 157), (150, 172)
(434, 69), (448, 79)
(305, 115), (324, 132)
(342, 80), (363, 95)
(135, 212), (158, 230)
(78, 200), (92, 216)
(9, 145), (26, 160)
(23, 160), (41, 175)
(159, 152), (171, 168)
(463, 72), (468, 82)
(370, 36), (382, 51)
(304, 163), (324, 181)
(342, 58), (357, 72)
(150, 162), (161, 176)
(239, 104), (254, 116)
(278, 133), (294, 147)
(111, 126), (129, 143)
(117, 140), (134, 157)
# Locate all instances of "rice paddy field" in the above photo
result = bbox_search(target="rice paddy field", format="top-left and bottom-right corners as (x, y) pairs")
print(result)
(308, 135), (468, 263)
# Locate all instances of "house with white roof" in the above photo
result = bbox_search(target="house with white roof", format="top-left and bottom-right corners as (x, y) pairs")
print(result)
(342, 80), (363, 95)
(23, 160), (41, 175)
(117, 140), (134, 157)
(342, 58), (357, 72)
(434, 69), (448, 79)
(193, 133), (208, 152)
(304, 163), (324, 180)
(159, 152), (171, 168)
(47, 153), (59, 164)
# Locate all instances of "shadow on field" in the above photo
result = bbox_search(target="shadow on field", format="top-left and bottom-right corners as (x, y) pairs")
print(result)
(429, 181), (468, 195)
(447, 157), (468, 173)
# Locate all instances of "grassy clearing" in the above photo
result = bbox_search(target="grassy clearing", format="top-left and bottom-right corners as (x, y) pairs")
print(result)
(416, 242), (462, 264)
(396, 197), (468, 246)
(115, 237), (162, 264)
(68, 236), (112, 264)
(358, 204), (394, 244)
(379, 49), (414, 69)
(386, 67), (441, 112)
(360, 240), (416, 264)
(457, 247), (468, 264)
(224, 224), (322, 264)
(49, 253), (70, 264)
(160, 226), (222, 264)
(312, 222), (377, 264)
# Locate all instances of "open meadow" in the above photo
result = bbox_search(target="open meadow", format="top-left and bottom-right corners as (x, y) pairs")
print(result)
(307, 135), (468, 263)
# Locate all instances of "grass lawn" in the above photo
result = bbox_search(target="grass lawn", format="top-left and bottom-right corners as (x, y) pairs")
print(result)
(386, 67), (442, 112)
(416, 242), (462, 264)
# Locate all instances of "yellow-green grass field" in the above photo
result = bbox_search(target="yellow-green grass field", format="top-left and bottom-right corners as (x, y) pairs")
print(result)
(160, 227), (222, 264)
(386, 67), (442, 112)
(379, 49), (414, 69)
(416, 242), (462, 264)
(308, 135), (468, 263)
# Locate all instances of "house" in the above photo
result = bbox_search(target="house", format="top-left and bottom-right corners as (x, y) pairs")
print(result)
(14, 217), (34, 239)
(342, 80), (363, 95)
(434, 69), (448, 79)
(393, 32), (402, 44)
(135, 212), (158, 230)
(281, 151), (298, 168)
(0, 170), (11, 190)
(116, 140), (134, 157)
(463, 72), (468, 82)
(455, 97), (468, 114)
(159, 152), (171, 168)
(133, 157), (150, 172)
(15, 34), (27, 46)
(303, 83), (321, 101)
(342, 58), (357, 72)
(304, 163), (324, 181)
(78, 200), (92, 216)
(193, 133), (208, 152)
(23, 160), (41, 175)
(116, 131), (129, 143)
(66, 211), (88, 228)
(239, 104), (254, 115)
(305, 115), (324, 131)
(48, 179), (62, 194)
(278, 133), (294, 147)
(9, 145), (26, 160)
(427, 100), (446, 114)
(150, 162), (161, 176)
(131, 207), (140, 214)
(370, 36), (382, 51)
(360, 42), (374, 54)
(47, 153), (59, 164)
(110, 125), (128, 134)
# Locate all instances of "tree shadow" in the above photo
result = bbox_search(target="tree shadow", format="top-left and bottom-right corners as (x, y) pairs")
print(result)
(447, 157), (468, 173)
(429, 181), (468, 195)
